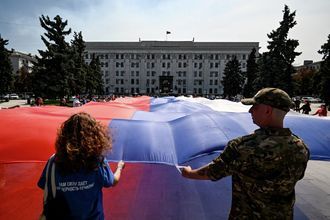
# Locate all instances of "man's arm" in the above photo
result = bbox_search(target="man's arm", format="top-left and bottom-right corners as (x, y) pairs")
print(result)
(181, 164), (212, 180)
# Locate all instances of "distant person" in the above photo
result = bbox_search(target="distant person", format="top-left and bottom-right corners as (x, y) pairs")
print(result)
(293, 98), (301, 112)
(73, 97), (81, 107)
(38, 112), (125, 219)
(60, 97), (67, 106)
(312, 104), (327, 117)
(35, 97), (44, 106)
(180, 88), (309, 219)
(299, 100), (311, 114)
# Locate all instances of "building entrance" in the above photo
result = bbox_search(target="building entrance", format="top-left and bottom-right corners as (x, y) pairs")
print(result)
(159, 76), (173, 95)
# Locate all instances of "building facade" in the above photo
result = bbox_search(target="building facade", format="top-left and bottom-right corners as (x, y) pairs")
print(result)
(9, 50), (36, 75)
(84, 41), (259, 96)
(294, 60), (322, 72)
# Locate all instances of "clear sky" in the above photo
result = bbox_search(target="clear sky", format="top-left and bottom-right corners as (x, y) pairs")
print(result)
(1, 0), (329, 65)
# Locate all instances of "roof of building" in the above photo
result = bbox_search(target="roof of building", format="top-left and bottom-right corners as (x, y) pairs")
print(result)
(85, 41), (259, 52)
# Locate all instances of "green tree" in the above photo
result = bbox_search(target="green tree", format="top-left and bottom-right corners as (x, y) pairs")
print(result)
(13, 65), (33, 94)
(257, 5), (301, 95)
(32, 15), (72, 98)
(318, 34), (330, 108)
(292, 68), (316, 96)
(243, 48), (258, 97)
(221, 56), (244, 100)
(70, 31), (88, 95)
(0, 35), (13, 95)
(86, 55), (104, 96)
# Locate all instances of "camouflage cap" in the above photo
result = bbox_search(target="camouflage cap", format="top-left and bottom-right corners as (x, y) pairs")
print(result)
(241, 88), (294, 112)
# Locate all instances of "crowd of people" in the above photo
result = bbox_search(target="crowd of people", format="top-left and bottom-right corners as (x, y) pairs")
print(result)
(293, 98), (327, 116)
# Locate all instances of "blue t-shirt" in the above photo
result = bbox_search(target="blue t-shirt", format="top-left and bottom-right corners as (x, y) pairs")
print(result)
(38, 157), (114, 220)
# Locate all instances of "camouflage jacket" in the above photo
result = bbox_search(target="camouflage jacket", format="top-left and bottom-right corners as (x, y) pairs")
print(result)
(207, 127), (310, 220)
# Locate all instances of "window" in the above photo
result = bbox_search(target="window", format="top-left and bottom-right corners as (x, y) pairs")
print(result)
(178, 62), (182, 68)
(194, 63), (197, 68)
(162, 63), (166, 68)
(147, 71), (150, 76)
(136, 71), (139, 76)
(131, 79), (134, 84)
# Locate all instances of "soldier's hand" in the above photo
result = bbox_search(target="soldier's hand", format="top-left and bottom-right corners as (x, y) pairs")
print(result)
(181, 166), (192, 178)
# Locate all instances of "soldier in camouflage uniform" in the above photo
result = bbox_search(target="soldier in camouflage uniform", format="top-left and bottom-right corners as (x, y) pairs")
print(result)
(181, 88), (310, 219)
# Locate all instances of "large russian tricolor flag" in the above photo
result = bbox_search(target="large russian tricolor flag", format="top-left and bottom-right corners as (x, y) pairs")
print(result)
(0, 96), (329, 219)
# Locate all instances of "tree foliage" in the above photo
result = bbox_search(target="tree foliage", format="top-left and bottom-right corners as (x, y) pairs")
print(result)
(221, 56), (244, 99)
(257, 5), (301, 95)
(13, 66), (33, 94)
(292, 68), (317, 96)
(318, 34), (330, 108)
(31, 15), (103, 99)
(0, 35), (13, 95)
(32, 15), (73, 98)
(243, 48), (258, 97)
(86, 55), (104, 95)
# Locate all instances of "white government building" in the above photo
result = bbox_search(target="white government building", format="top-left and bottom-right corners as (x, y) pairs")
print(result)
(84, 41), (259, 96)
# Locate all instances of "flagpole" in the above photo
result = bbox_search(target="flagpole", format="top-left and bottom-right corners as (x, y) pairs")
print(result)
(166, 31), (171, 41)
